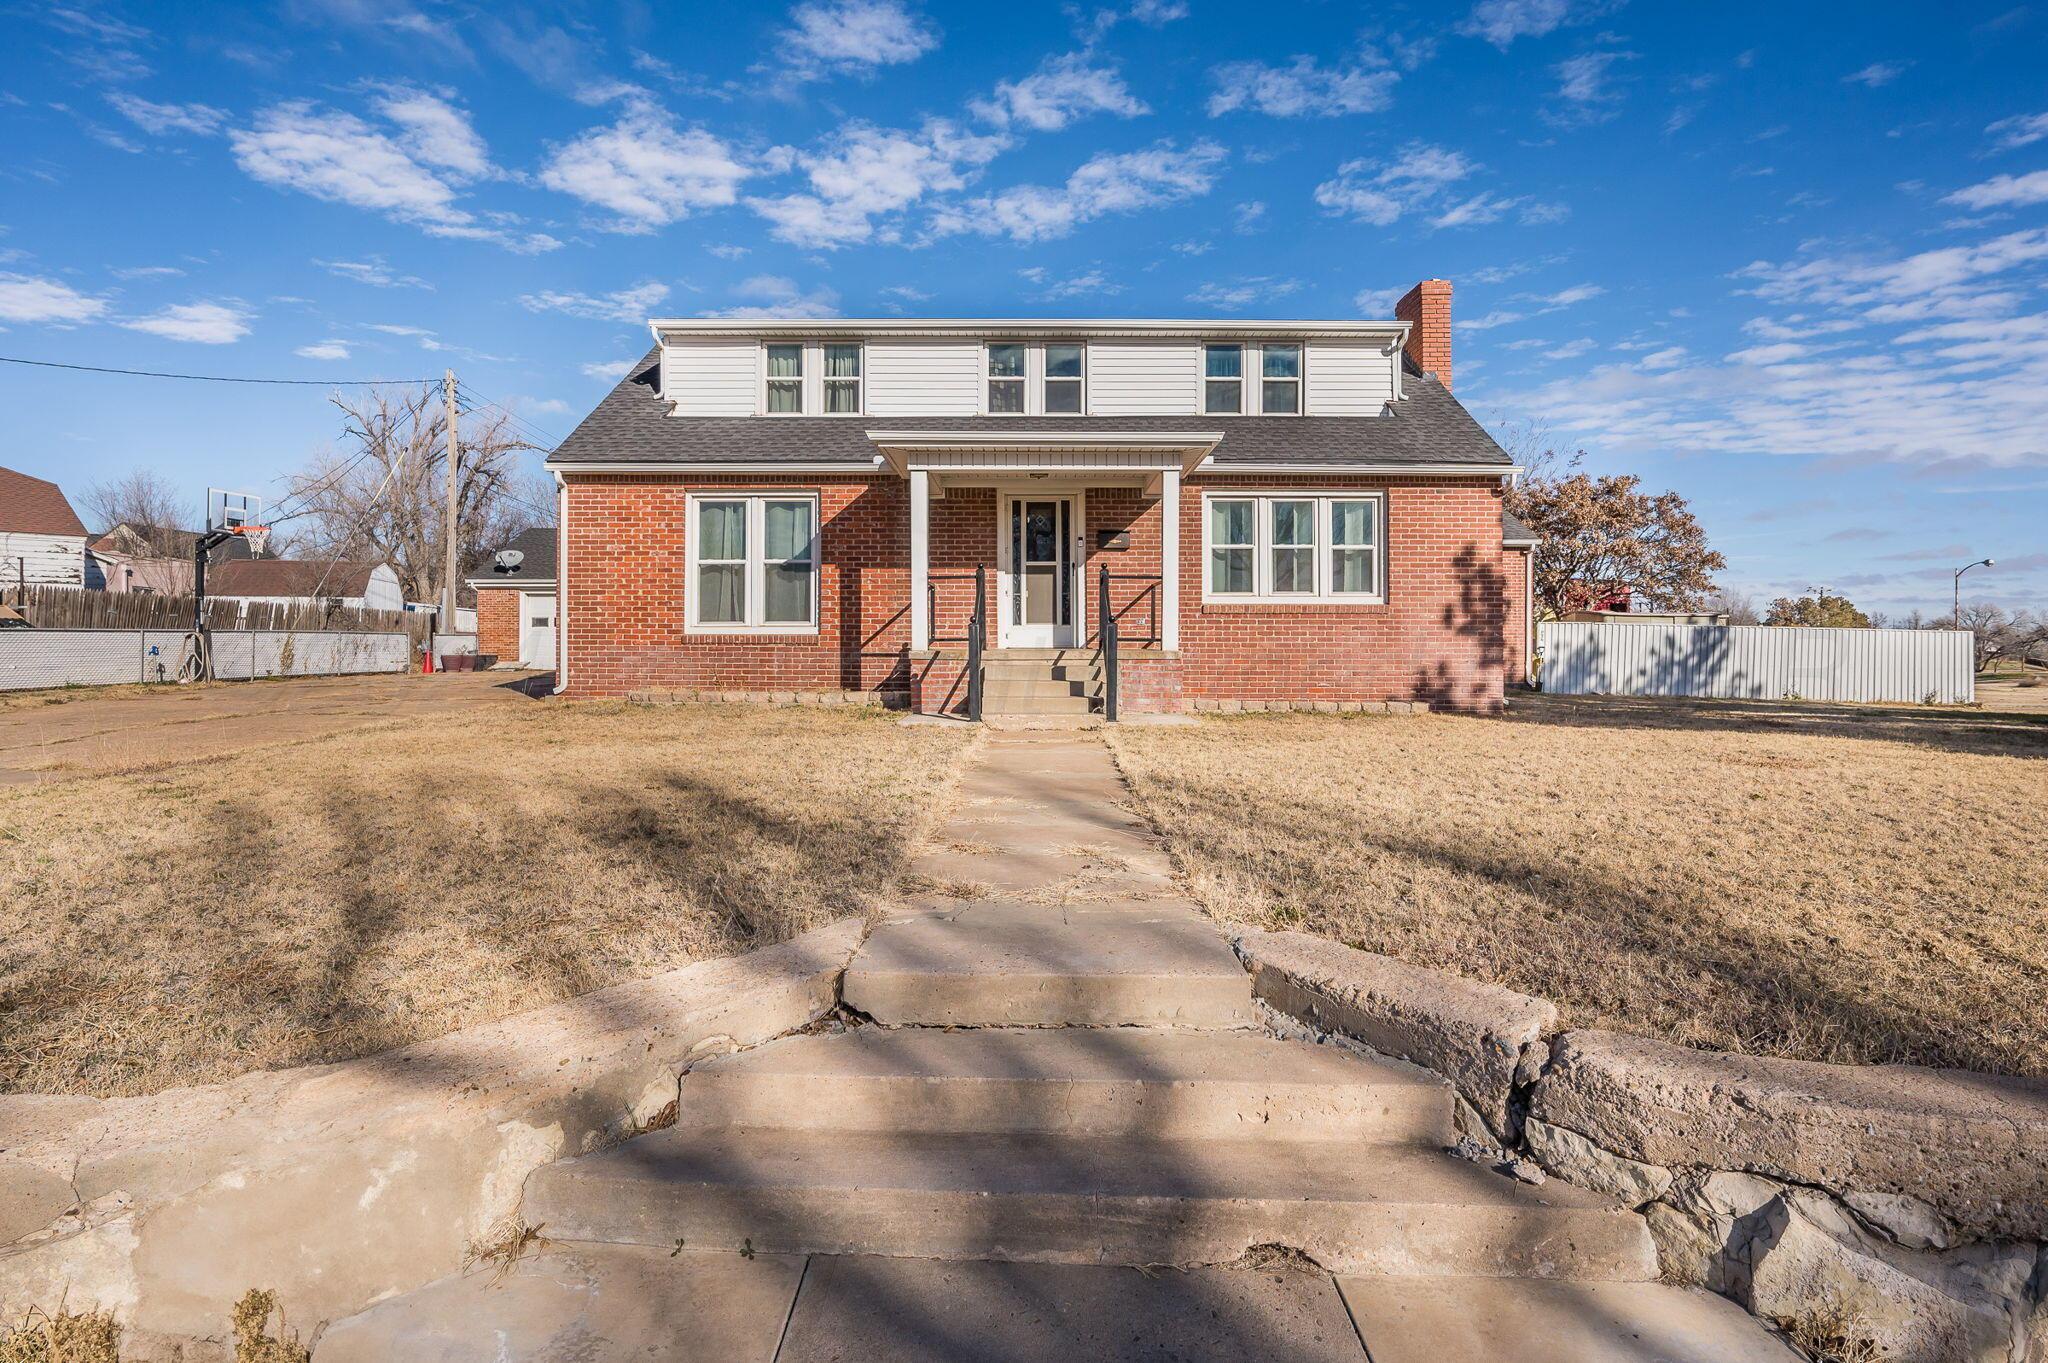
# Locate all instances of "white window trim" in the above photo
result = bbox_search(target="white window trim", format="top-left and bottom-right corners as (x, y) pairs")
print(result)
(984, 341), (1028, 416)
(1258, 342), (1304, 417)
(1042, 340), (1087, 417)
(1202, 342), (1245, 416)
(983, 341), (1089, 415)
(1199, 490), (1386, 605)
(685, 492), (822, 635)
(761, 343), (807, 417)
(822, 341), (865, 417)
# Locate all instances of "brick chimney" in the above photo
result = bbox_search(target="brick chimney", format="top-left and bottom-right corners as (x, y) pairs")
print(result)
(1395, 278), (1453, 391)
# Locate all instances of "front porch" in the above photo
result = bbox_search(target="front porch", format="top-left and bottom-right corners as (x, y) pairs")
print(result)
(875, 429), (1213, 719)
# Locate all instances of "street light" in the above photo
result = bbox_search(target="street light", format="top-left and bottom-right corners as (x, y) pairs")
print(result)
(1954, 558), (1994, 624)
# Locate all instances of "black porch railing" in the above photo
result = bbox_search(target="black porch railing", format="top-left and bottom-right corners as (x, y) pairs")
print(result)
(928, 566), (987, 722)
(1098, 565), (1119, 723)
(1096, 572), (1165, 650)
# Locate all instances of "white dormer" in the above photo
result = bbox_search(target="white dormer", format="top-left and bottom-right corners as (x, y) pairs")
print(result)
(648, 319), (1408, 419)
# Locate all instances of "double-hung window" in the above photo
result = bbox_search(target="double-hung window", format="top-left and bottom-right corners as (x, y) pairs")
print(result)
(689, 494), (820, 632)
(1261, 344), (1302, 414)
(987, 343), (1026, 413)
(1203, 343), (1243, 414)
(1203, 493), (1384, 603)
(1044, 343), (1085, 413)
(765, 345), (804, 414)
(823, 343), (862, 414)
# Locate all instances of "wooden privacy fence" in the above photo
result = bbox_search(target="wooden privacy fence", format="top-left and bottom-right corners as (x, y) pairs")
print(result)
(1538, 622), (1975, 705)
(1, 584), (429, 644)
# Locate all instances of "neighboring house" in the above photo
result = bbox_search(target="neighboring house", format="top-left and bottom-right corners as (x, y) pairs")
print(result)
(206, 560), (405, 613)
(85, 522), (269, 594)
(544, 279), (1532, 714)
(1502, 511), (1538, 687)
(0, 466), (89, 588)
(466, 526), (557, 669)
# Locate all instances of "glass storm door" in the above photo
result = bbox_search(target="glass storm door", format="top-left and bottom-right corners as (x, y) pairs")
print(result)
(1003, 496), (1075, 648)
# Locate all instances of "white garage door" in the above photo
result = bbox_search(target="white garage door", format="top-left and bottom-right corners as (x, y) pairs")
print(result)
(520, 593), (557, 670)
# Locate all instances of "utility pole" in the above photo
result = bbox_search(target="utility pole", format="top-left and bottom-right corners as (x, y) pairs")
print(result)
(442, 368), (460, 634)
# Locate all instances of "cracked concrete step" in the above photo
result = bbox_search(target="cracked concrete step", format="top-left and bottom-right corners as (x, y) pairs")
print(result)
(522, 1128), (1659, 1280)
(845, 905), (1257, 1027)
(1337, 1277), (1802, 1362)
(676, 1028), (1452, 1143)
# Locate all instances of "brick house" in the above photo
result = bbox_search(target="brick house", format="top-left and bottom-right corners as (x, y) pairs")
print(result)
(467, 526), (557, 668)
(546, 279), (1532, 715)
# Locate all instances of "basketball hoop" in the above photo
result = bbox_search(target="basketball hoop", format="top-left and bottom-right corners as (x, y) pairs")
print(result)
(231, 524), (270, 557)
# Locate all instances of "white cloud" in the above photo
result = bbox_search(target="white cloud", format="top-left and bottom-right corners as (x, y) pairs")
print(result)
(1028, 268), (1123, 300)
(107, 92), (226, 136)
(518, 280), (672, 322)
(1188, 277), (1302, 309)
(706, 243), (750, 260)
(1459, 0), (1611, 48)
(1535, 282), (1604, 306)
(930, 140), (1226, 244)
(1353, 286), (1402, 315)
(972, 54), (1148, 131)
(1843, 61), (1908, 88)
(1986, 111), (2048, 152)
(541, 102), (752, 233)
(120, 301), (251, 344)
(881, 284), (932, 301)
(1943, 170), (2048, 211)
(232, 96), (553, 251)
(1551, 337), (1596, 359)
(316, 256), (433, 289)
(1457, 309), (1526, 331)
(0, 272), (109, 325)
(700, 275), (841, 319)
(110, 265), (184, 280)
(581, 358), (638, 380)
(1548, 49), (1635, 123)
(364, 323), (435, 337)
(1635, 345), (1687, 370)
(295, 339), (350, 360)
(1127, 0), (1187, 22)
(748, 119), (1007, 249)
(1312, 143), (1478, 226)
(778, 0), (938, 83)
(1207, 53), (1400, 118)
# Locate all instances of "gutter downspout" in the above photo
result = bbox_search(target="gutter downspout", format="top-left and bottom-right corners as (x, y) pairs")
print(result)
(552, 470), (568, 696)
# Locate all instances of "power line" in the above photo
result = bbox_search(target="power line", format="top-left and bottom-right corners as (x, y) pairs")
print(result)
(0, 355), (438, 386)
(453, 380), (566, 452)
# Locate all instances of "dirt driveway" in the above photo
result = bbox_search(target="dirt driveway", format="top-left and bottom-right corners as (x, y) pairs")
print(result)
(0, 670), (548, 784)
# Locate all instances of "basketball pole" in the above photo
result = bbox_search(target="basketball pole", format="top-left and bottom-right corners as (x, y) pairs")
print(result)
(441, 368), (460, 639)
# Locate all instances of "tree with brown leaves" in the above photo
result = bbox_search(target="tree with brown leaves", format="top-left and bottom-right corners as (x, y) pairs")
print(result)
(282, 386), (546, 605)
(1504, 447), (1725, 618)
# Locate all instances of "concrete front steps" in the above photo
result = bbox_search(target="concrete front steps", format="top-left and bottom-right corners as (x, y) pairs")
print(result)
(522, 1026), (1658, 1281)
(981, 650), (1101, 716)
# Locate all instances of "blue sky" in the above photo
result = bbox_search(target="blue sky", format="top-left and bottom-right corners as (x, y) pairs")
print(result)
(3, 0), (2045, 618)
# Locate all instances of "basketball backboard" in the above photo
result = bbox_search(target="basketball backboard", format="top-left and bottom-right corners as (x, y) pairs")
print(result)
(207, 489), (265, 532)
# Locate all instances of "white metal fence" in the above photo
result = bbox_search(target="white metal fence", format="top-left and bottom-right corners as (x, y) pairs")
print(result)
(0, 630), (413, 692)
(1538, 622), (1975, 705)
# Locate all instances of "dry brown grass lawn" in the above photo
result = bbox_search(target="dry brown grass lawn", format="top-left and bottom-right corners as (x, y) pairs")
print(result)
(1, 701), (972, 1097)
(1109, 694), (2048, 1078)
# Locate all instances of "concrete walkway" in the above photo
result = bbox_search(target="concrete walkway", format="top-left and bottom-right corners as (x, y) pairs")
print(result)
(321, 732), (1800, 1362)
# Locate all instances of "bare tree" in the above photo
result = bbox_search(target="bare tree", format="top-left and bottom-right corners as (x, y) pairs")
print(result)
(282, 386), (539, 604)
(80, 471), (197, 554)
(1940, 602), (2048, 671)
(1708, 589), (1760, 625)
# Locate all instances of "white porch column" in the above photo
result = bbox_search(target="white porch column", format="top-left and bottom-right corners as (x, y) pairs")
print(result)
(909, 468), (931, 651)
(1160, 467), (1181, 653)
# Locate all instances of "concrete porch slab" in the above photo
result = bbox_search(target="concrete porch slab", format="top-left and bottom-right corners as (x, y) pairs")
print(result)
(776, 1256), (1367, 1362)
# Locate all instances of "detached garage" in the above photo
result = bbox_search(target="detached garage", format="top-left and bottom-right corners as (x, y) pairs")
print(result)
(470, 527), (557, 671)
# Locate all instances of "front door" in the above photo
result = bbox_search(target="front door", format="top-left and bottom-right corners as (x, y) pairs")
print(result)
(1002, 495), (1076, 648)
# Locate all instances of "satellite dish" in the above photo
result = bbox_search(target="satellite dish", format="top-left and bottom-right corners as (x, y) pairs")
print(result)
(494, 549), (525, 573)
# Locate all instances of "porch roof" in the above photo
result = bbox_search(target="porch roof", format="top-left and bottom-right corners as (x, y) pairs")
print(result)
(547, 350), (1512, 474)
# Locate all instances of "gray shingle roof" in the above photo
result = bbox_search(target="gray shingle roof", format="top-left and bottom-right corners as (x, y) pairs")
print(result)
(549, 349), (1510, 470)
(470, 526), (556, 586)
(1502, 510), (1539, 545)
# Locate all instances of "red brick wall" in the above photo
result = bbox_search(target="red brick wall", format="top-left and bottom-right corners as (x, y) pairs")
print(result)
(1503, 545), (1532, 687)
(562, 474), (910, 699)
(1175, 475), (1509, 713)
(1395, 279), (1454, 391)
(475, 586), (520, 662)
(561, 471), (1512, 711)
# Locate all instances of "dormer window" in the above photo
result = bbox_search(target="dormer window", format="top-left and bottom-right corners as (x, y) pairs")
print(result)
(987, 343), (1026, 414)
(1261, 344), (1302, 414)
(766, 344), (804, 414)
(824, 343), (862, 414)
(1203, 344), (1243, 414)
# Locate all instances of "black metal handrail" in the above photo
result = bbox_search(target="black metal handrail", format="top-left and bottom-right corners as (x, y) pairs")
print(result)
(928, 566), (987, 721)
(1097, 572), (1165, 650)
(1098, 565), (1119, 723)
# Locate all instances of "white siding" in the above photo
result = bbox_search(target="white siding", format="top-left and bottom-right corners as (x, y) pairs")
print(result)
(662, 339), (757, 416)
(1089, 340), (1200, 414)
(1305, 341), (1394, 414)
(866, 340), (981, 416)
(1539, 622), (1975, 705)
(0, 532), (86, 587)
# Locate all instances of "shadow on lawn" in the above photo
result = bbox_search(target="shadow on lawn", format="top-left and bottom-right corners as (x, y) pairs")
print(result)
(1507, 690), (2048, 760)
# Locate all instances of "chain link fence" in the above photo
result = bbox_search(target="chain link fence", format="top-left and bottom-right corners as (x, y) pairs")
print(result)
(0, 630), (413, 692)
